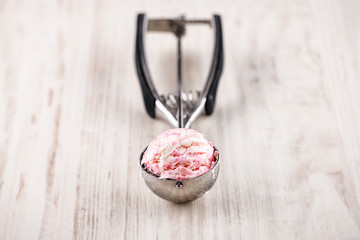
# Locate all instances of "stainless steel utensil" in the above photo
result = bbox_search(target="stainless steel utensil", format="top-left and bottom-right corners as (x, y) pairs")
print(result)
(135, 13), (224, 203)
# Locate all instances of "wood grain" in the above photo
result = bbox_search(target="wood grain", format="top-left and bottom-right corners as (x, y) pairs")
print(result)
(0, 0), (359, 239)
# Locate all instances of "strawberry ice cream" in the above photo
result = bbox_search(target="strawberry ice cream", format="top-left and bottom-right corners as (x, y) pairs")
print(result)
(142, 128), (216, 180)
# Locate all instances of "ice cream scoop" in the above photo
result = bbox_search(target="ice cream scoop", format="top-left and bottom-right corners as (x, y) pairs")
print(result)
(142, 128), (216, 180)
(140, 131), (220, 203)
(135, 14), (223, 203)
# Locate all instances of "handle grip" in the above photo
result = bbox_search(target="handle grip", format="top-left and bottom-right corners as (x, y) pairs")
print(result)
(205, 15), (224, 115)
(135, 14), (156, 118)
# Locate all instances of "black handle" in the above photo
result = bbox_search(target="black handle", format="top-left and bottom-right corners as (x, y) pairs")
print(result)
(135, 14), (156, 118)
(205, 15), (224, 115)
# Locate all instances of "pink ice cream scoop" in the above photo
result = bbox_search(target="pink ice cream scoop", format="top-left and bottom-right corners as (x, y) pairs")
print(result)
(142, 128), (216, 180)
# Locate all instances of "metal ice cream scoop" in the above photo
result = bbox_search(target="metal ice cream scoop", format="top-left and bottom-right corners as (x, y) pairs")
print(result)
(135, 14), (224, 203)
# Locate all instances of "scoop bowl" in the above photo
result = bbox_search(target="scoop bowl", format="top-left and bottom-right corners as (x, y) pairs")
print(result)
(139, 147), (220, 203)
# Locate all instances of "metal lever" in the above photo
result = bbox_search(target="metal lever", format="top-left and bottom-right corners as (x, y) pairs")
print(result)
(177, 29), (184, 128)
(147, 18), (211, 36)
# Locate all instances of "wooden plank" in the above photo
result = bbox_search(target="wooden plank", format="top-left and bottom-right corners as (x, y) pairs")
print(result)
(0, 0), (359, 239)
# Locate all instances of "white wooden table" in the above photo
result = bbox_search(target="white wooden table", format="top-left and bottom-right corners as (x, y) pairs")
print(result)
(1, 0), (360, 239)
